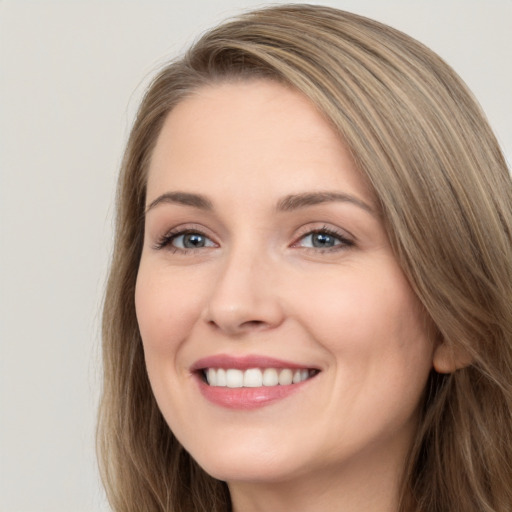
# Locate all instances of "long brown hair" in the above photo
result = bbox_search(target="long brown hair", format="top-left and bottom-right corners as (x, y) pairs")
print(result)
(98, 5), (512, 511)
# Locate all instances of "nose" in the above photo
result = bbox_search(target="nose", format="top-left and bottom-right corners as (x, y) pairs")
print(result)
(203, 246), (285, 336)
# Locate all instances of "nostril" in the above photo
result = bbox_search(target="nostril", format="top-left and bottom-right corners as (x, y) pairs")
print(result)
(207, 318), (268, 332)
(240, 320), (268, 330)
(244, 320), (265, 326)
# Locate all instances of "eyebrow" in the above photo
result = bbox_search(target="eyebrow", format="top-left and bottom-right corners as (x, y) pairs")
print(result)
(145, 190), (375, 216)
(276, 192), (375, 214)
(145, 192), (213, 214)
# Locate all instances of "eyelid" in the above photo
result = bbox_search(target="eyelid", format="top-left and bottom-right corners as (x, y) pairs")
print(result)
(152, 224), (219, 252)
(290, 224), (355, 251)
(150, 222), (354, 254)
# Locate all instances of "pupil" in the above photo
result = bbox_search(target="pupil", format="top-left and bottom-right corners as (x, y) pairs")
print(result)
(312, 233), (334, 247)
(183, 233), (205, 248)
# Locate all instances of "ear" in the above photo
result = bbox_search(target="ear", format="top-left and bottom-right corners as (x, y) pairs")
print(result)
(433, 340), (473, 374)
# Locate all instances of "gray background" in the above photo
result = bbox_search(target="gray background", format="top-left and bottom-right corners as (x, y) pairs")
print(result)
(1, 1), (511, 510)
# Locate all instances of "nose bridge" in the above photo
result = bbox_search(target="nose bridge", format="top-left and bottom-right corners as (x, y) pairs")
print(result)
(204, 236), (283, 333)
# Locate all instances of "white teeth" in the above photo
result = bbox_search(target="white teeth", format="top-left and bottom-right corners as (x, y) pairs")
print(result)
(243, 368), (263, 387)
(207, 368), (217, 386)
(226, 369), (243, 388)
(217, 368), (226, 386)
(278, 368), (293, 385)
(262, 368), (279, 386)
(205, 367), (315, 387)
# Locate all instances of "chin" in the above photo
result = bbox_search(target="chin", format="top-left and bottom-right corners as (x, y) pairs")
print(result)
(188, 443), (307, 484)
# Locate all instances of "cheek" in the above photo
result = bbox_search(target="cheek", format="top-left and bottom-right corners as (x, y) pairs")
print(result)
(296, 261), (433, 390)
(134, 264), (206, 426)
(302, 274), (433, 452)
(297, 269), (420, 346)
(134, 264), (203, 359)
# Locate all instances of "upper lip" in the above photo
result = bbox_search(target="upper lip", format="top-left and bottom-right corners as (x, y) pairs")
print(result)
(190, 354), (319, 372)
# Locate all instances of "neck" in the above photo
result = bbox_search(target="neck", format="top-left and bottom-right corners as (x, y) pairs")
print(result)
(228, 442), (408, 512)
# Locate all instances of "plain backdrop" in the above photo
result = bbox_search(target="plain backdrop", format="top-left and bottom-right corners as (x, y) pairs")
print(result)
(1, 1), (510, 510)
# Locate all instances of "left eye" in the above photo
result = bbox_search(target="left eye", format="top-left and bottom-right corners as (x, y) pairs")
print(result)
(296, 230), (351, 249)
(171, 232), (216, 249)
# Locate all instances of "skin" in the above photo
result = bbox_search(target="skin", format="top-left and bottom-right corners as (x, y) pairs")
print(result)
(135, 80), (439, 512)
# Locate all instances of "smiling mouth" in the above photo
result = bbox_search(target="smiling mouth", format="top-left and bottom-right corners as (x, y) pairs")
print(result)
(202, 367), (319, 388)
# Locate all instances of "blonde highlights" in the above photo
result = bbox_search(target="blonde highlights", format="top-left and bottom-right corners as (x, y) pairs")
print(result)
(98, 5), (512, 511)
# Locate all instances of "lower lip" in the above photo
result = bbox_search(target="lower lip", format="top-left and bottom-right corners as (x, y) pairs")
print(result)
(196, 376), (311, 410)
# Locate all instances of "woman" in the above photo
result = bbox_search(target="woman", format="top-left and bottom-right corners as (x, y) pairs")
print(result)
(97, 5), (512, 511)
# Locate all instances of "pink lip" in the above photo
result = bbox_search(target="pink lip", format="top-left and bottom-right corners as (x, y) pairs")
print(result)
(196, 379), (309, 409)
(191, 354), (313, 371)
(190, 354), (319, 410)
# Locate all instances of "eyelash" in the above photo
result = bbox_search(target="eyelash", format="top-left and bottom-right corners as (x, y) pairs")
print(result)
(153, 228), (216, 253)
(153, 225), (354, 254)
(292, 226), (354, 252)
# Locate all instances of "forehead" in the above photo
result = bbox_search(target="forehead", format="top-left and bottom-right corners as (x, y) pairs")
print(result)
(146, 80), (373, 206)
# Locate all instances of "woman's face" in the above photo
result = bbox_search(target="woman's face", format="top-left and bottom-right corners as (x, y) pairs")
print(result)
(135, 80), (435, 488)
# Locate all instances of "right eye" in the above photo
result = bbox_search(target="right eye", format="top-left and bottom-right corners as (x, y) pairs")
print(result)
(174, 231), (215, 249)
(155, 230), (217, 252)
